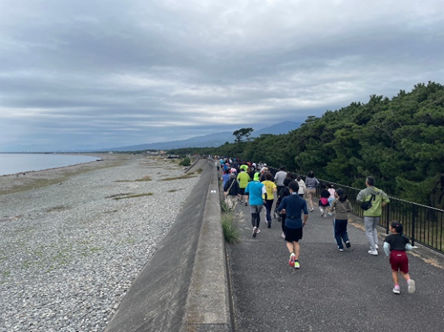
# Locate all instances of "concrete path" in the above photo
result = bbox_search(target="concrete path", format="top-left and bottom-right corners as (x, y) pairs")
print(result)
(226, 203), (444, 332)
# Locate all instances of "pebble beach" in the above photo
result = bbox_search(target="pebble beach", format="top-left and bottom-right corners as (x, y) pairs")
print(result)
(0, 154), (200, 331)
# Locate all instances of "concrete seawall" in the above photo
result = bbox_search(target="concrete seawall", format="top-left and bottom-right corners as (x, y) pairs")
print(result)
(105, 159), (232, 332)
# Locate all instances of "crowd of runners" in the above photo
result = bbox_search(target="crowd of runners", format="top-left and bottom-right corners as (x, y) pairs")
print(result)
(218, 157), (416, 295)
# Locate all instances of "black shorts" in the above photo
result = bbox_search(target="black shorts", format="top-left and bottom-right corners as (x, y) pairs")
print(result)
(285, 227), (303, 242)
(238, 188), (245, 195)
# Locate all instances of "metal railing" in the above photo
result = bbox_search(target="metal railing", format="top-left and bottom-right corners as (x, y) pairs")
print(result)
(317, 179), (444, 253)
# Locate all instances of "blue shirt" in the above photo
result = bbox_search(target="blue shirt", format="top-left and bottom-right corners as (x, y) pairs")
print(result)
(245, 181), (265, 206)
(278, 193), (308, 229)
(222, 173), (230, 187)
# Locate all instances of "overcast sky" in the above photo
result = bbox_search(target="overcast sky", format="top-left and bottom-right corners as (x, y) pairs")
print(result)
(0, 0), (443, 151)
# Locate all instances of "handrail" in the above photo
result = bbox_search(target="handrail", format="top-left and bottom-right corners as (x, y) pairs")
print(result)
(317, 178), (444, 253)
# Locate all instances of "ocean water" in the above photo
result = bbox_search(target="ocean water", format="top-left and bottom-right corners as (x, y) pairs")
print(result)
(0, 153), (100, 176)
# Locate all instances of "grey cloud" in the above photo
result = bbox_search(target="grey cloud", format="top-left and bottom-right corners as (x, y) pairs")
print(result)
(1, 0), (443, 151)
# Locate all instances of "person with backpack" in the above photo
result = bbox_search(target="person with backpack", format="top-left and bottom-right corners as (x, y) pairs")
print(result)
(357, 176), (390, 256)
(224, 173), (240, 210)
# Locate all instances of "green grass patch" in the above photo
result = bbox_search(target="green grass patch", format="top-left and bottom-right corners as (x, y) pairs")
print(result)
(115, 176), (152, 182)
(160, 173), (197, 181)
(221, 212), (240, 244)
(45, 205), (69, 213)
(109, 192), (154, 200)
(168, 189), (182, 193)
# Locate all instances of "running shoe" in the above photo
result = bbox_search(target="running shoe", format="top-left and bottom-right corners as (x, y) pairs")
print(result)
(407, 279), (416, 294)
(338, 248), (344, 252)
(345, 241), (351, 248)
(393, 285), (400, 294)
(281, 232), (285, 239)
(252, 227), (257, 238)
(294, 260), (300, 269)
(289, 253), (295, 267)
(368, 249), (378, 256)
(375, 244), (379, 249)
(256, 228), (261, 234)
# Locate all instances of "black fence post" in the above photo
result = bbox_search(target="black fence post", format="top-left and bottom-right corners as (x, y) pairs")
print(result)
(412, 205), (416, 247)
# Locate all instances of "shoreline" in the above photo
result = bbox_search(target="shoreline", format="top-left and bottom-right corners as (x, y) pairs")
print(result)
(0, 153), (129, 196)
(0, 153), (106, 177)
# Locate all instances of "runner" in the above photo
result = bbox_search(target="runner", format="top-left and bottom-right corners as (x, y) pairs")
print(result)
(277, 181), (309, 269)
(274, 166), (287, 196)
(261, 172), (277, 228)
(330, 188), (352, 251)
(245, 172), (266, 238)
(383, 222), (415, 294)
(237, 167), (251, 206)
(305, 171), (319, 212)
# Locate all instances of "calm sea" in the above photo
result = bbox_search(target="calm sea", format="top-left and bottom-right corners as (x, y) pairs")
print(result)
(0, 153), (100, 176)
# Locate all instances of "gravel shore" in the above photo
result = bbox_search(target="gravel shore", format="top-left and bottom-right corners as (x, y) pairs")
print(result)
(0, 155), (200, 331)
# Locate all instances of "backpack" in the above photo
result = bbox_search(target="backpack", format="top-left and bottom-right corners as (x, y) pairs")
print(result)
(360, 194), (375, 210)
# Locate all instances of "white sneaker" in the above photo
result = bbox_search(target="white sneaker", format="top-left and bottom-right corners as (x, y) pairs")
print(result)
(408, 279), (416, 294)
(256, 228), (261, 234)
(281, 232), (285, 239)
(393, 285), (400, 294)
(368, 249), (378, 256)
(375, 244), (379, 249)
(252, 227), (257, 238)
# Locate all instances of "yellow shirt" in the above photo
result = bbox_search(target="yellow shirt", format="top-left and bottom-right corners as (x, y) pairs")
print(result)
(261, 180), (277, 200)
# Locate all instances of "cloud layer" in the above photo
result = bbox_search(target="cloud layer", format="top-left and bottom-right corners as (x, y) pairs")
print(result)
(1, 0), (443, 151)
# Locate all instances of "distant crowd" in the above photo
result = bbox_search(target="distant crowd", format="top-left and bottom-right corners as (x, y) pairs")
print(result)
(217, 157), (416, 295)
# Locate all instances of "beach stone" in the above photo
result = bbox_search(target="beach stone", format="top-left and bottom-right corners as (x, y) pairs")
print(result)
(0, 155), (198, 331)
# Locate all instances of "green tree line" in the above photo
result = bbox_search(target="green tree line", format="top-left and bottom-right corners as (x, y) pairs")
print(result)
(170, 82), (444, 208)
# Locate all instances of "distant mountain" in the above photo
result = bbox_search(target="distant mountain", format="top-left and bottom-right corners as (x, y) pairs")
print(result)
(107, 121), (301, 151)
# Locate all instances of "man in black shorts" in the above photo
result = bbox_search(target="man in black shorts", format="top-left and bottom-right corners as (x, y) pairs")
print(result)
(277, 181), (309, 269)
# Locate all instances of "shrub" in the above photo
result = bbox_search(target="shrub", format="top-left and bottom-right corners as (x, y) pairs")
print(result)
(179, 157), (191, 166)
(221, 212), (239, 244)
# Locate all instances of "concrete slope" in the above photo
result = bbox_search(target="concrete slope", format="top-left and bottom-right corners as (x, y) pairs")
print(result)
(106, 159), (231, 332)
(227, 204), (444, 332)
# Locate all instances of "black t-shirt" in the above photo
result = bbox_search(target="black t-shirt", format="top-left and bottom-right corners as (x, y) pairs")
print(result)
(385, 233), (410, 251)
(320, 189), (330, 198)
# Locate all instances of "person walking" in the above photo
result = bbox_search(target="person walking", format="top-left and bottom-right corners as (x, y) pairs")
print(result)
(223, 173), (240, 210)
(357, 176), (390, 255)
(305, 171), (319, 212)
(221, 169), (230, 188)
(383, 222), (415, 294)
(277, 181), (309, 269)
(319, 185), (330, 217)
(245, 172), (266, 238)
(330, 188), (352, 251)
(296, 176), (306, 198)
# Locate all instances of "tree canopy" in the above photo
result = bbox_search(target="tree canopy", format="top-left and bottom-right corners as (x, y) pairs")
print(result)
(169, 82), (444, 208)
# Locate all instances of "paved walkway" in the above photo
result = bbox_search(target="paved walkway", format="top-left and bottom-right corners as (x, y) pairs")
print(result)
(226, 202), (444, 332)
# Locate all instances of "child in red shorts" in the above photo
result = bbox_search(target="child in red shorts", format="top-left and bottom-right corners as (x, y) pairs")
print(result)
(383, 222), (415, 294)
